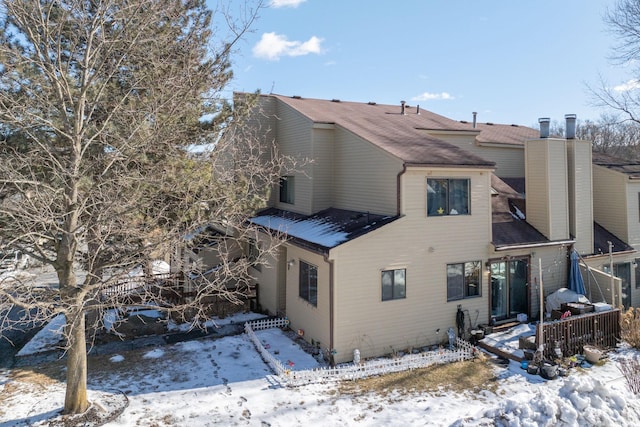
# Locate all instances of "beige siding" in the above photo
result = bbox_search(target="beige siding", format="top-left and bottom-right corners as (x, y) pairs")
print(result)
(327, 168), (492, 363)
(283, 246), (332, 351)
(592, 165), (628, 243)
(333, 126), (403, 216)
(525, 139), (569, 240)
(626, 182), (640, 250)
(311, 127), (334, 212)
(430, 132), (525, 178)
(479, 145), (525, 178)
(273, 102), (314, 214)
(250, 232), (283, 316)
(567, 139), (594, 255)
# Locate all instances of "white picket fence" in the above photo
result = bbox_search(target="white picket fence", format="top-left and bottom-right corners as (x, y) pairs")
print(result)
(245, 318), (478, 387)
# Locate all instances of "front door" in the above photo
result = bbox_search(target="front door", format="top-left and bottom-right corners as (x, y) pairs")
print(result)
(490, 258), (529, 322)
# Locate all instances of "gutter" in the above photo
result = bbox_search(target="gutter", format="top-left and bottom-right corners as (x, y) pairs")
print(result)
(324, 252), (335, 367)
(397, 164), (407, 215)
(493, 239), (575, 251)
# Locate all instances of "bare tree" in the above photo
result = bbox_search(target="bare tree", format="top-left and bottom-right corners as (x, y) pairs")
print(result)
(0, 0), (287, 415)
(593, 0), (640, 129)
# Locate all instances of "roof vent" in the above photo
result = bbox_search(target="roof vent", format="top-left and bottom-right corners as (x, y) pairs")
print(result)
(538, 117), (550, 138)
(416, 104), (420, 115)
(401, 100), (406, 115)
(511, 124), (519, 127)
(292, 95), (302, 99)
(472, 111), (477, 128)
(565, 114), (577, 139)
(368, 101), (377, 105)
(331, 99), (340, 103)
(486, 122), (494, 126)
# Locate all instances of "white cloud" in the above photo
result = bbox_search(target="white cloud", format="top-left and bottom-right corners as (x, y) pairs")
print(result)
(252, 32), (323, 61)
(269, 0), (306, 8)
(614, 79), (640, 92)
(411, 92), (455, 101)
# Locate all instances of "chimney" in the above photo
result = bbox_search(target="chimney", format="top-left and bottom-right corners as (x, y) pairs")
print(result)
(401, 100), (406, 115)
(472, 112), (477, 128)
(538, 117), (550, 138)
(565, 114), (577, 139)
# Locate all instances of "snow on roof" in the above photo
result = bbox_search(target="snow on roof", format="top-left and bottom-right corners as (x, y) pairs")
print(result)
(251, 215), (349, 248)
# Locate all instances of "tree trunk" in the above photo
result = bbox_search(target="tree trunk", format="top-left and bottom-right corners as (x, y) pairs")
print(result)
(63, 310), (89, 414)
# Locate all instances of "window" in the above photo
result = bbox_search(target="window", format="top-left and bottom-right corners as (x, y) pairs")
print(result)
(279, 176), (295, 204)
(248, 240), (261, 272)
(382, 269), (406, 301)
(299, 260), (318, 306)
(447, 261), (481, 301)
(427, 178), (470, 216)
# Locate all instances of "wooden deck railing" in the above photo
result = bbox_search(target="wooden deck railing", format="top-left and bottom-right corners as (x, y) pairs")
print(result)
(536, 309), (620, 360)
(100, 273), (173, 299)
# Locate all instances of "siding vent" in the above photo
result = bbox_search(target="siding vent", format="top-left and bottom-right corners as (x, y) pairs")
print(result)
(538, 117), (550, 138)
(565, 114), (577, 139)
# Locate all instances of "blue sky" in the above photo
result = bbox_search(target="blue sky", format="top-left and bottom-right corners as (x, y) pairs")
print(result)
(223, 0), (631, 127)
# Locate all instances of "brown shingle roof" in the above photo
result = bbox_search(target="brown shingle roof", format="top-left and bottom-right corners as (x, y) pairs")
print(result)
(269, 94), (495, 168)
(592, 151), (640, 179)
(472, 122), (539, 146)
(491, 175), (549, 247)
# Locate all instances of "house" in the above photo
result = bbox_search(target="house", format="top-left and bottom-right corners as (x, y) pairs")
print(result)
(236, 93), (636, 364)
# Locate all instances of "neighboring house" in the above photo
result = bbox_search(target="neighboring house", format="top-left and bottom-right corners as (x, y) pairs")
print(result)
(234, 93), (636, 364)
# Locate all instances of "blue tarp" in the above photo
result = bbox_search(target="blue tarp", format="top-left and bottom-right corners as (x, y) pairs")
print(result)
(568, 250), (586, 296)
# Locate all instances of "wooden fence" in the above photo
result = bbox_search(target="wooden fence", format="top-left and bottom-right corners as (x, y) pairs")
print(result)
(536, 309), (620, 360)
(245, 318), (478, 387)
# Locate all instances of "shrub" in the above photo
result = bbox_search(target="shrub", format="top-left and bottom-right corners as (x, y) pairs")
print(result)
(620, 307), (640, 349)
(618, 358), (640, 394)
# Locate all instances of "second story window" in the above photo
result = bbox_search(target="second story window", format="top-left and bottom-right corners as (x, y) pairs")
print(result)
(427, 178), (470, 216)
(279, 176), (295, 204)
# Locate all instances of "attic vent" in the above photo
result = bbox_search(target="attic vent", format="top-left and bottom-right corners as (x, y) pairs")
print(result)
(292, 95), (302, 99)
(331, 99), (340, 102)
(368, 101), (377, 105)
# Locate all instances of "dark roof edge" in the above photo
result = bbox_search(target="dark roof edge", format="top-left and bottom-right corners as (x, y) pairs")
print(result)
(406, 162), (496, 169)
(493, 239), (575, 251)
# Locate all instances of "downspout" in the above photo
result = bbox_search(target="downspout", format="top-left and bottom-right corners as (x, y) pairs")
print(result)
(397, 163), (408, 216)
(324, 252), (335, 366)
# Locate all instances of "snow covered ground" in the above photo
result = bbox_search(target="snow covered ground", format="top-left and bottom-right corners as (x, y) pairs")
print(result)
(2, 312), (640, 426)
